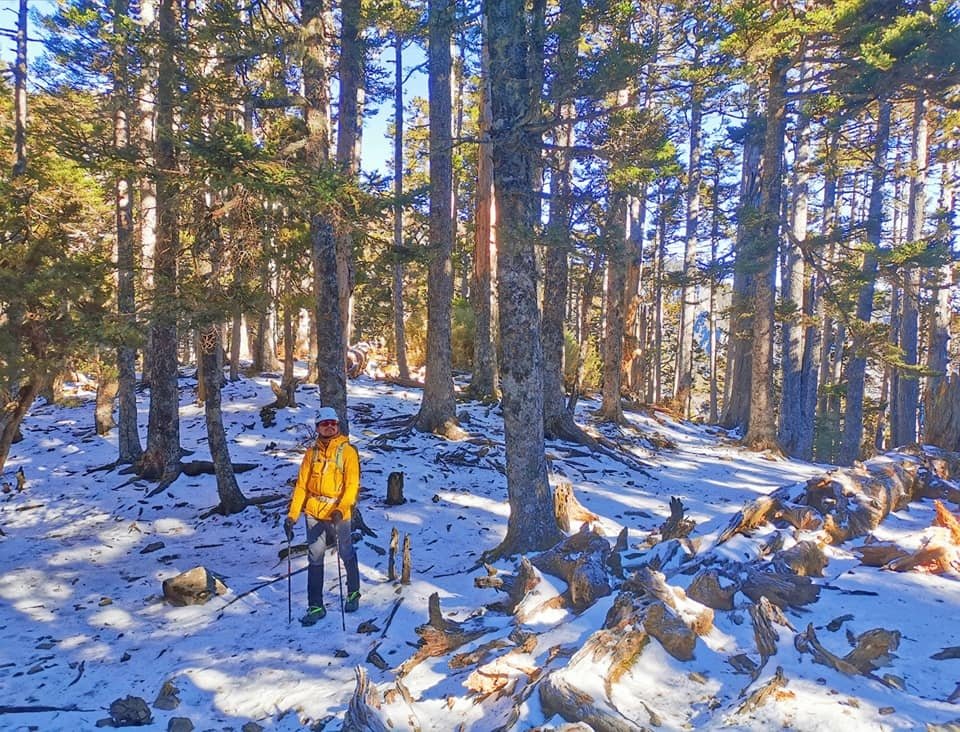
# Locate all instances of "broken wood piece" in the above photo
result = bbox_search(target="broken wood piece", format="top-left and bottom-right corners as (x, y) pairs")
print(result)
(716, 496), (777, 545)
(388, 528), (399, 582)
(659, 496), (696, 540)
(397, 593), (493, 677)
(884, 538), (954, 574)
(532, 524), (612, 610)
(736, 667), (788, 715)
(553, 480), (599, 533)
(852, 542), (910, 567)
(749, 597), (789, 668)
(628, 567), (714, 635)
(774, 540), (829, 577)
(793, 624), (861, 675)
(386, 471), (405, 506)
(401, 533), (412, 585)
(687, 569), (736, 611)
(539, 672), (644, 732)
(343, 666), (391, 732)
(643, 601), (697, 661)
(741, 567), (820, 609)
(933, 500), (960, 545)
(844, 628), (901, 673)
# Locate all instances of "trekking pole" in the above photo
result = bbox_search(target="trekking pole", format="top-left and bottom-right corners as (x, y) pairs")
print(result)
(286, 535), (292, 625)
(334, 524), (346, 631)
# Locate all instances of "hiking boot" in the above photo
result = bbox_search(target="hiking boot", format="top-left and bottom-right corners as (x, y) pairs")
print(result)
(300, 606), (326, 626)
(344, 591), (361, 613)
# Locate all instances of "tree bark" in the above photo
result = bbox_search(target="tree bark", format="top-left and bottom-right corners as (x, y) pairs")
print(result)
(779, 84), (811, 457)
(416, 0), (459, 436)
(675, 42), (703, 419)
(839, 99), (892, 466)
(744, 56), (789, 452)
(892, 94), (927, 447)
(143, 0), (182, 482)
(336, 0), (363, 343)
(302, 0), (347, 430)
(599, 195), (628, 423)
(486, 0), (563, 556)
(469, 23), (498, 401)
(113, 0), (142, 463)
(392, 33), (410, 382)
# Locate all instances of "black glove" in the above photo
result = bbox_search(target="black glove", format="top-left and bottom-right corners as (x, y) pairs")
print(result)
(330, 510), (343, 524)
(283, 517), (295, 543)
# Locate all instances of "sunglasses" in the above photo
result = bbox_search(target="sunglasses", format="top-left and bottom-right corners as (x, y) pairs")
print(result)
(316, 420), (339, 428)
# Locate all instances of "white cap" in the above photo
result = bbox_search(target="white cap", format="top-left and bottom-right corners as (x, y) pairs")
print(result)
(315, 407), (338, 424)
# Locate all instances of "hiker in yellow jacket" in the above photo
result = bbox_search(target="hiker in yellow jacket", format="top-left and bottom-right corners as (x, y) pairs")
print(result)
(284, 407), (361, 626)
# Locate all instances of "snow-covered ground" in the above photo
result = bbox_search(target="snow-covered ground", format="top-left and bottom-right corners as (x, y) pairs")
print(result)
(2, 371), (960, 730)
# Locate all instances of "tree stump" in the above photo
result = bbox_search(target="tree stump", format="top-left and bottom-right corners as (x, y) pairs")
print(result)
(553, 480), (599, 533)
(388, 527), (399, 582)
(162, 566), (228, 606)
(532, 524), (612, 610)
(401, 533), (412, 585)
(386, 472), (405, 505)
(659, 496), (696, 540)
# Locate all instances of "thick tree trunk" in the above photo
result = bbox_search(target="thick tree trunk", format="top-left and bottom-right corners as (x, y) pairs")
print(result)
(721, 97), (762, 430)
(469, 30), (497, 399)
(302, 0), (347, 429)
(200, 324), (247, 514)
(0, 377), (41, 472)
(415, 0), (459, 436)
(137, 0), (157, 387)
(542, 0), (581, 436)
(336, 0), (362, 343)
(745, 57), (789, 452)
(486, 0), (563, 556)
(779, 97), (810, 456)
(114, 0), (142, 463)
(143, 0), (182, 482)
(392, 34), (410, 382)
(675, 49), (702, 419)
(599, 196), (627, 423)
(839, 100), (892, 466)
(892, 95), (927, 447)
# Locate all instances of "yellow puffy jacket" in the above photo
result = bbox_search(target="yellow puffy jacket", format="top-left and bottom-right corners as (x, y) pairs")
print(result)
(287, 434), (360, 522)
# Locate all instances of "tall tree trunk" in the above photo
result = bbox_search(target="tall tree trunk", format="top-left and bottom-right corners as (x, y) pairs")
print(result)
(392, 34), (410, 381)
(336, 0), (362, 344)
(542, 0), (581, 437)
(486, 0), (562, 557)
(200, 323), (247, 514)
(599, 195), (628, 423)
(721, 95), (763, 430)
(469, 23), (497, 399)
(138, 0), (157, 387)
(303, 0), (347, 429)
(674, 44), (703, 419)
(415, 0), (459, 436)
(924, 144), (956, 447)
(112, 0), (143, 462)
(622, 191), (647, 397)
(839, 99), (892, 466)
(778, 88), (810, 456)
(892, 94), (927, 447)
(744, 56), (789, 452)
(13, 0), (26, 177)
(143, 0), (182, 481)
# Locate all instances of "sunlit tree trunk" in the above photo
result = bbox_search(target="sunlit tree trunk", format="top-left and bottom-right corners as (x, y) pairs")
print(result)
(392, 33), (410, 381)
(892, 95), (927, 447)
(486, 0), (562, 557)
(415, 0), (459, 436)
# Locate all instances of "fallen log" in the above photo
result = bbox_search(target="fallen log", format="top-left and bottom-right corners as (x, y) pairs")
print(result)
(397, 593), (493, 676)
(539, 672), (645, 732)
(532, 524), (613, 610)
(741, 567), (820, 609)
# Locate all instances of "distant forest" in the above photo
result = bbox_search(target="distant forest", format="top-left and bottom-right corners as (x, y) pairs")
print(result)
(1, 0), (958, 549)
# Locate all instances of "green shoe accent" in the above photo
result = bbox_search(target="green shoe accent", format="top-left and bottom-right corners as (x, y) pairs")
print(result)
(344, 591), (361, 613)
(300, 606), (326, 626)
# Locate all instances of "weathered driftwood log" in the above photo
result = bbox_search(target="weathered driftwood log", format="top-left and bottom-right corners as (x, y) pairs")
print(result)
(643, 601), (697, 661)
(659, 496), (696, 540)
(388, 527), (399, 581)
(716, 496), (777, 545)
(934, 500), (960, 543)
(736, 667), (787, 715)
(162, 566), (228, 606)
(397, 593), (492, 676)
(539, 672), (645, 732)
(343, 666), (391, 732)
(845, 628), (901, 673)
(773, 540), (828, 577)
(401, 533), (412, 585)
(553, 480), (599, 533)
(740, 567), (820, 609)
(532, 524), (613, 610)
(626, 567), (714, 636)
(386, 471), (405, 505)
(749, 597), (792, 668)
(474, 556), (542, 616)
(794, 624), (861, 675)
(687, 569), (737, 611)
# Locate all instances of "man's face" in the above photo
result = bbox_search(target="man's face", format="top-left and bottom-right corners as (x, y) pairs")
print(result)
(316, 419), (340, 439)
